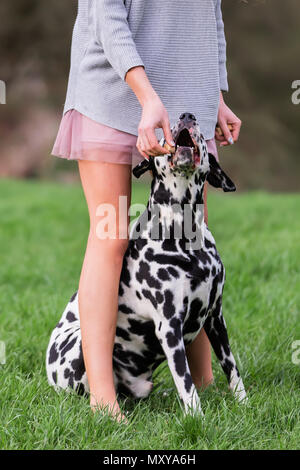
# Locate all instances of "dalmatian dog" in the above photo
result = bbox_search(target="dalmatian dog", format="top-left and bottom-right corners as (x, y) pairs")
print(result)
(46, 112), (247, 415)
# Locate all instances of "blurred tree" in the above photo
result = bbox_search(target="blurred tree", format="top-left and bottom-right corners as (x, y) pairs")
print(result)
(0, 0), (299, 189)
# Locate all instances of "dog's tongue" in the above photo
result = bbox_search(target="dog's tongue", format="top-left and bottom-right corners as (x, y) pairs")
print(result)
(175, 146), (194, 159)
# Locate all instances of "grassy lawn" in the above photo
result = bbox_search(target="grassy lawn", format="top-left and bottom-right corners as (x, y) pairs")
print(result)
(0, 178), (299, 450)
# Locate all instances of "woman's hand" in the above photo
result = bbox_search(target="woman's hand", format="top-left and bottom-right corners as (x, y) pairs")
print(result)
(215, 92), (242, 147)
(125, 66), (175, 159)
(137, 95), (175, 159)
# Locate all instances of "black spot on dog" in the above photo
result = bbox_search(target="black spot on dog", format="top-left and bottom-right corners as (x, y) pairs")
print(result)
(153, 182), (172, 205)
(66, 311), (77, 323)
(71, 344), (85, 381)
(155, 291), (164, 304)
(75, 383), (86, 396)
(163, 290), (175, 319)
(119, 304), (133, 314)
(166, 330), (179, 348)
(184, 373), (193, 393)
(136, 238), (147, 251)
(136, 291), (142, 300)
(222, 358), (234, 377)
(136, 261), (162, 289)
(174, 348), (186, 377)
(208, 275), (220, 310)
(59, 334), (72, 351)
(118, 282), (124, 296)
(162, 239), (177, 252)
(142, 289), (158, 309)
(48, 343), (59, 364)
(205, 238), (214, 249)
(168, 267), (179, 278)
(52, 371), (57, 384)
(170, 317), (182, 339)
(144, 247), (154, 262)
(116, 326), (131, 342)
(60, 337), (77, 358)
(116, 382), (134, 398)
(183, 298), (206, 336)
(127, 319), (164, 358)
(197, 250), (211, 265)
(157, 268), (170, 281)
(129, 242), (140, 260)
(69, 292), (77, 303)
(120, 257), (131, 287)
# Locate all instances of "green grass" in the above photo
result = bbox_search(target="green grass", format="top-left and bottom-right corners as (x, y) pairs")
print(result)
(0, 178), (299, 450)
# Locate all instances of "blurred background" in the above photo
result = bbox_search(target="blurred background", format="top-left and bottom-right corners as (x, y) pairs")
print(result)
(0, 0), (299, 190)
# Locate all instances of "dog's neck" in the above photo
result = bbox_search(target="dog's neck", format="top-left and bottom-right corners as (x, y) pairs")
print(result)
(145, 170), (206, 245)
(149, 170), (204, 207)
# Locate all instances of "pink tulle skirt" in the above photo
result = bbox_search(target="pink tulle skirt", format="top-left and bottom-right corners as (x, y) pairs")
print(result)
(51, 109), (218, 165)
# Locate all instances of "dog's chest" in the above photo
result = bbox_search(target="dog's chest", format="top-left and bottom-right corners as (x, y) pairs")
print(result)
(118, 233), (223, 324)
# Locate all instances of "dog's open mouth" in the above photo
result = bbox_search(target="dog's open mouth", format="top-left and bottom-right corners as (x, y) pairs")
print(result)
(172, 128), (200, 168)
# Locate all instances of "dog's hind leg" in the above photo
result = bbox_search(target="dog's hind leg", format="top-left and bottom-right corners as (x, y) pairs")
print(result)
(204, 299), (247, 402)
(46, 292), (89, 396)
(153, 314), (203, 416)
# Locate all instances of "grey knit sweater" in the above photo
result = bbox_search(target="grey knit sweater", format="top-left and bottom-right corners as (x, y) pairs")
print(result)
(63, 0), (228, 140)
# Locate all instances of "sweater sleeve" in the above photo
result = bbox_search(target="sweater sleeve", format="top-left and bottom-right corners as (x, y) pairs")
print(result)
(215, 0), (229, 92)
(94, 0), (145, 81)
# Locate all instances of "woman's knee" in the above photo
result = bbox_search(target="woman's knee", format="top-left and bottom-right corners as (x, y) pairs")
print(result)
(88, 230), (129, 263)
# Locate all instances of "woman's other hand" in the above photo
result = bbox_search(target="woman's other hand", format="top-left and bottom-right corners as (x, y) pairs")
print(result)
(215, 92), (242, 147)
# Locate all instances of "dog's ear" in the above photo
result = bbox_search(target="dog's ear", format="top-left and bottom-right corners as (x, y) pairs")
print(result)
(132, 157), (155, 178)
(206, 153), (236, 192)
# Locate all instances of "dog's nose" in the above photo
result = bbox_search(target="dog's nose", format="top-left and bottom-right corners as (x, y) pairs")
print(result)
(179, 112), (197, 126)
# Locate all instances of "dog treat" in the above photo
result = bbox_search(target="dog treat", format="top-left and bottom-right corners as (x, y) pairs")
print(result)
(164, 142), (175, 153)
(215, 123), (234, 137)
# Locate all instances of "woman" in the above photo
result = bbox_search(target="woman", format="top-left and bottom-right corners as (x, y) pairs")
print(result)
(52, 0), (241, 422)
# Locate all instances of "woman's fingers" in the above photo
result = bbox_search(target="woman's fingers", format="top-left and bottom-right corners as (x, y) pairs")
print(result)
(162, 118), (175, 149)
(218, 119), (234, 146)
(231, 119), (242, 142)
(216, 94), (242, 147)
(136, 135), (150, 159)
(215, 120), (242, 147)
(145, 127), (169, 155)
(137, 127), (170, 157)
(138, 129), (156, 157)
(136, 98), (174, 158)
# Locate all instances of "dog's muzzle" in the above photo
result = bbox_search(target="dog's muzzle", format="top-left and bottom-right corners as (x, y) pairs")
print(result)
(170, 114), (200, 173)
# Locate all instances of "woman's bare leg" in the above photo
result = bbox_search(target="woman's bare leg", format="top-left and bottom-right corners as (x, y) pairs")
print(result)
(186, 183), (214, 389)
(78, 160), (131, 420)
(186, 329), (214, 390)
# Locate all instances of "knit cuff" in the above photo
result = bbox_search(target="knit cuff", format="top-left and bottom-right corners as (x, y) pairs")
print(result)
(119, 56), (145, 81)
(219, 62), (229, 92)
